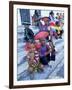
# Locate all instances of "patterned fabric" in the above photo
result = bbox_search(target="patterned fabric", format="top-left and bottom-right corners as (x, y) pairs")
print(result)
(27, 50), (40, 71)
(24, 28), (34, 42)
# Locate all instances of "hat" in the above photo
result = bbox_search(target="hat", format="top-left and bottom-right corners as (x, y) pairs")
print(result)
(22, 22), (31, 25)
(39, 38), (46, 42)
(49, 11), (54, 15)
(55, 21), (60, 25)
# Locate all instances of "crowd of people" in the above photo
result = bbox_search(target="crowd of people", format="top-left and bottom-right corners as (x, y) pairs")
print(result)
(23, 10), (64, 79)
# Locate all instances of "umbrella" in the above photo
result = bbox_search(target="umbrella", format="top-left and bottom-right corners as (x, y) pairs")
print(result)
(34, 31), (49, 40)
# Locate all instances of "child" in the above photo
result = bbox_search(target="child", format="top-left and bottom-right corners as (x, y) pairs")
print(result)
(39, 38), (52, 66)
(27, 43), (43, 79)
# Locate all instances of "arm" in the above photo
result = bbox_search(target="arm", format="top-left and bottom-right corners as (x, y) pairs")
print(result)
(45, 48), (52, 56)
(28, 29), (34, 36)
(45, 45), (52, 56)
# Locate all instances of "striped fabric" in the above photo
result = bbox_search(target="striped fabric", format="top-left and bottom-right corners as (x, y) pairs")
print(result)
(34, 50), (40, 63)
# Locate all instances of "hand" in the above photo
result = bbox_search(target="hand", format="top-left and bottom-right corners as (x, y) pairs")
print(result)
(50, 48), (52, 52)
(45, 52), (48, 56)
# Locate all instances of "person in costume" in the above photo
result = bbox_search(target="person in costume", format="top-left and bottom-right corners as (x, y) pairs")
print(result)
(49, 11), (55, 22)
(39, 38), (52, 66)
(23, 22), (34, 43)
(56, 13), (60, 20)
(54, 21), (63, 39)
(32, 10), (40, 27)
(27, 43), (43, 79)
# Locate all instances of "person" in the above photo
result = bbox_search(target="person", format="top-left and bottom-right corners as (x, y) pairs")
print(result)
(27, 43), (43, 79)
(39, 38), (52, 66)
(48, 40), (55, 61)
(59, 13), (63, 20)
(39, 17), (50, 31)
(39, 18), (46, 31)
(49, 11), (55, 22)
(56, 13), (60, 20)
(32, 10), (40, 27)
(54, 21), (63, 39)
(23, 22), (34, 42)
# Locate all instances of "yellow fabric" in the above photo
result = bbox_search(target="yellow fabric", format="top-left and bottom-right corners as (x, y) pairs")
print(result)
(54, 26), (61, 34)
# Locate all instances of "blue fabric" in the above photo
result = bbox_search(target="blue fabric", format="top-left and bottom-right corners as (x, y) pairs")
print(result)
(40, 56), (48, 65)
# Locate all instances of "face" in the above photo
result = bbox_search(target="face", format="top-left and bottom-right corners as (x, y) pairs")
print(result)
(31, 47), (36, 52)
(60, 13), (62, 16)
(24, 25), (29, 29)
(30, 44), (36, 52)
(40, 39), (46, 45)
(60, 22), (64, 27)
(57, 13), (59, 16)
(52, 14), (54, 16)
(56, 22), (60, 26)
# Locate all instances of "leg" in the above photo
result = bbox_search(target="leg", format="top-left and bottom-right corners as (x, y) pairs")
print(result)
(37, 63), (44, 72)
(59, 30), (63, 38)
(46, 54), (50, 63)
(40, 56), (48, 65)
(51, 49), (55, 61)
(28, 67), (34, 80)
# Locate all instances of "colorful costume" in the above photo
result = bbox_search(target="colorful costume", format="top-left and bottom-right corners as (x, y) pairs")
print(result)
(54, 25), (62, 34)
(24, 28), (34, 42)
(27, 44), (43, 72)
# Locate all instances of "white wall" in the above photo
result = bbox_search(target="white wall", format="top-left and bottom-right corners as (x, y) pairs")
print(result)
(18, 9), (21, 26)
(0, 0), (72, 90)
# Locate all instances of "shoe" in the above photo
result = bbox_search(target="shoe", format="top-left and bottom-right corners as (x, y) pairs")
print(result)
(59, 36), (62, 39)
(37, 68), (44, 73)
(48, 64), (52, 68)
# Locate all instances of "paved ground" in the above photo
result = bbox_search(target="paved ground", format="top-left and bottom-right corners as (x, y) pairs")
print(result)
(17, 26), (64, 81)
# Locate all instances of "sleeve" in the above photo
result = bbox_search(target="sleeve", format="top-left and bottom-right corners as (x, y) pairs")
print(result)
(46, 44), (50, 50)
(28, 29), (34, 36)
